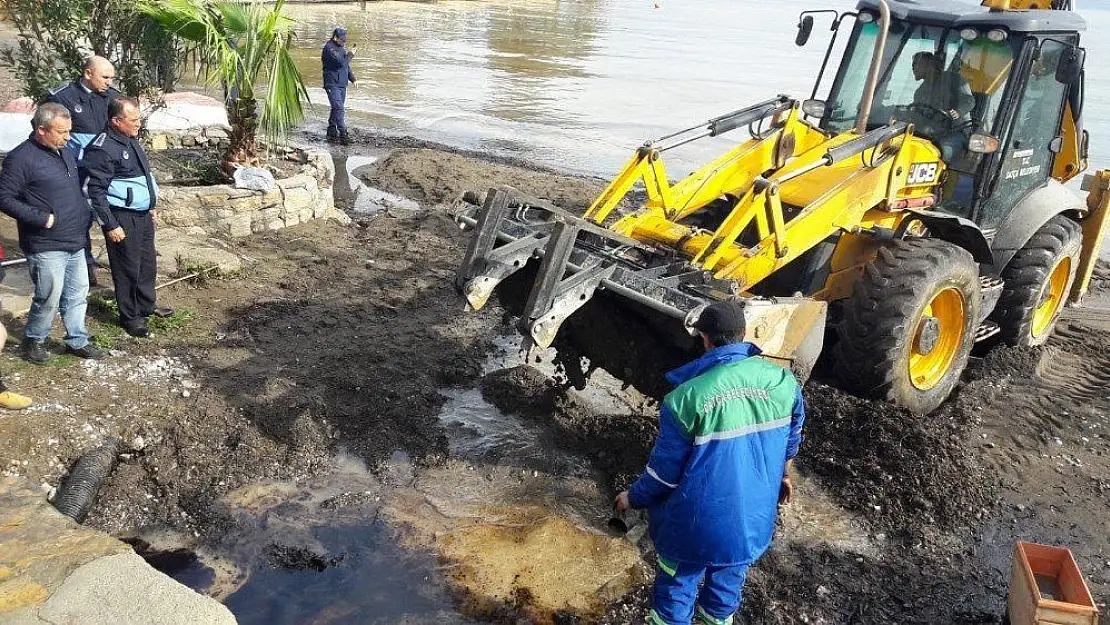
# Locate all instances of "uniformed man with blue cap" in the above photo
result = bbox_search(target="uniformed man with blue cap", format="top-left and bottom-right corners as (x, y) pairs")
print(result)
(322, 26), (357, 145)
(81, 96), (172, 338)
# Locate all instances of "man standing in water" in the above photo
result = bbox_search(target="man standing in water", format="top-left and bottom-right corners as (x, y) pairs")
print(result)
(322, 27), (357, 146)
(615, 300), (805, 625)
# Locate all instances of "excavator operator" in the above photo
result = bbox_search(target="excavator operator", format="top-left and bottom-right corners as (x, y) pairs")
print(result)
(903, 50), (975, 160)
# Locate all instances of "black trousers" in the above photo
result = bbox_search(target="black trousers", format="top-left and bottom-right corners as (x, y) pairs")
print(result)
(105, 210), (157, 326)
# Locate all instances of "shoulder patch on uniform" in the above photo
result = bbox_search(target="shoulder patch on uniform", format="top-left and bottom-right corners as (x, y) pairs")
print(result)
(50, 82), (71, 95)
(91, 133), (107, 147)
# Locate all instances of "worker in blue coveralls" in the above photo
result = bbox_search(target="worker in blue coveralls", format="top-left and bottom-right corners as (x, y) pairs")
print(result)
(615, 300), (806, 625)
(46, 55), (120, 289)
(322, 27), (357, 145)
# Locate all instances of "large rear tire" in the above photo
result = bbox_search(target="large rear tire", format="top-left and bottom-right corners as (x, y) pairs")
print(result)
(834, 238), (981, 414)
(991, 215), (1083, 347)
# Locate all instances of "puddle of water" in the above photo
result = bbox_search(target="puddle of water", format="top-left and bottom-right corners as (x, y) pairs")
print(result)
(332, 149), (423, 216)
(224, 521), (472, 625)
(438, 386), (588, 477)
(134, 453), (476, 623)
(387, 461), (647, 619)
(777, 474), (879, 557)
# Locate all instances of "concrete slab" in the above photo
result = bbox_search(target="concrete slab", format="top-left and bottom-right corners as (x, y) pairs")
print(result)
(39, 553), (236, 625)
(0, 477), (236, 624)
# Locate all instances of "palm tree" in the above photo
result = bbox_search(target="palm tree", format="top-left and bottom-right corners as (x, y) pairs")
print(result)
(138, 0), (309, 175)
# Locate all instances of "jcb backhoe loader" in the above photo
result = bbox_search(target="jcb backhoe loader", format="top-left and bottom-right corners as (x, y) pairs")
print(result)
(454, 0), (1109, 414)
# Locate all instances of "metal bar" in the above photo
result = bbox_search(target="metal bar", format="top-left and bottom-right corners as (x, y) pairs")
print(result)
(856, 0), (891, 134)
(808, 12), (848, 101)
(521, 221), (580, 327)
(495, 186), (646, 249)
(0, 258), (27, 267)
(655, 96), (793, 151)
(455, 188), (511, 291)
(528, 262), (618, 349)
(456, 211), (688, 320)
(773, 157), (833, 185)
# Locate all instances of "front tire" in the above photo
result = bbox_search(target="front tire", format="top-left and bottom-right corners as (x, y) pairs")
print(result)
(991, 215), (1083, 347)
(834, 238), (981, 414)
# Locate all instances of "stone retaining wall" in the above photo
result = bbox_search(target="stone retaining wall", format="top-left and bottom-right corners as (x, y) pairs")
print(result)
(145, 126), (232, 152)
(153, 145), (346, 239)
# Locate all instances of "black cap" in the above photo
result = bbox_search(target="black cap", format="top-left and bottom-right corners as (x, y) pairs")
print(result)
(694, 300), (746, 338)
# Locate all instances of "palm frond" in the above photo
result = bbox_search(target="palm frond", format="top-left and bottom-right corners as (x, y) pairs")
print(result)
(260, 37), (310, 139)
(139, 0), (311, 159)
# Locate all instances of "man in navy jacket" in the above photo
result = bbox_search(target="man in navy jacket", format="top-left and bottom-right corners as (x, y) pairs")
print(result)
(0, 103), (103, 363)
(322, 27), (356, 145)
(81, 96), (171, 338)
(45, 55), (120, 288)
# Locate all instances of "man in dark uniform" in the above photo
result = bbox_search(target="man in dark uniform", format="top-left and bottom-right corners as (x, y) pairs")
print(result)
(46, 55), (120, 288)
(81, 97), (172, 338)
(321, 27), (356, 145)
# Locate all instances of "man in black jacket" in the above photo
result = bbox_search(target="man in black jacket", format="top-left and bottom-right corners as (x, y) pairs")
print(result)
(321, 27), (356, 145)
(0, 103), (103, 363)
(81, 96), (171, 338)
(46, 55), (120, 288)
(46, 56), (119, 159)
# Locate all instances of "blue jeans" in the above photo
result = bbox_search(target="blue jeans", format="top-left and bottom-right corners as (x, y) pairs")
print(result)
(325, 85), (347, 134)
(24, 249), (90, 349)
(649, 555), (749, 625)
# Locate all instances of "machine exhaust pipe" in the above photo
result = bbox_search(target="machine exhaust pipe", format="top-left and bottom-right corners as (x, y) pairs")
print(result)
(856, 0), (891, 134)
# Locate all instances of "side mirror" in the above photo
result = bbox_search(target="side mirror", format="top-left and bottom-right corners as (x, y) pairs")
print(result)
(796, 15), (815, 47)
(802, 99), (827, 118)
(1055, 46), (1084, 85)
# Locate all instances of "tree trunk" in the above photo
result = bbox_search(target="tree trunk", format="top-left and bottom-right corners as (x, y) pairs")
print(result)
(221, 93), (260, 178)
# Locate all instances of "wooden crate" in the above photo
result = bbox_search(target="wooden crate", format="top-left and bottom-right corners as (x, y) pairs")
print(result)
(1008, 541), (1100, 625)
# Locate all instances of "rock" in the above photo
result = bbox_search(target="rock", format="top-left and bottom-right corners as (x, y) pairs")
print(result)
(218, 214), (253, 238)
(144, 92), (229, 132)
(3, 97), (35, 113)
(38, 553), (236, 624)
(148, 134), (169, 151)
(0, 477), (235, 623)
(156, 229), (244, 273)
(282, 187), (314, 212)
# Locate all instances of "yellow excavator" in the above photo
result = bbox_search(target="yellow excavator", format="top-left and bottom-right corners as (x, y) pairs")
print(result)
(454, 0), (1109, 413)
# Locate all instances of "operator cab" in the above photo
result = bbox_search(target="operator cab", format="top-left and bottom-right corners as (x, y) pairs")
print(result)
(801, 0), (1086, 231)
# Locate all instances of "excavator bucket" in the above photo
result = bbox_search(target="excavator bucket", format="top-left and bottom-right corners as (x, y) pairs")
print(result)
(455, 187), (827, 396)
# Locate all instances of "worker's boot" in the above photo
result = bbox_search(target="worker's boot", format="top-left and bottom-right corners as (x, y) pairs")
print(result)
(326, 127), (340, 143)
(339, 129), (352, 146)
(21, 339), (49, 365)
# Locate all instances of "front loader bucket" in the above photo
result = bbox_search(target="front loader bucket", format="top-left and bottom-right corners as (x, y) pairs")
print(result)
(455, 187), (827, 398)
